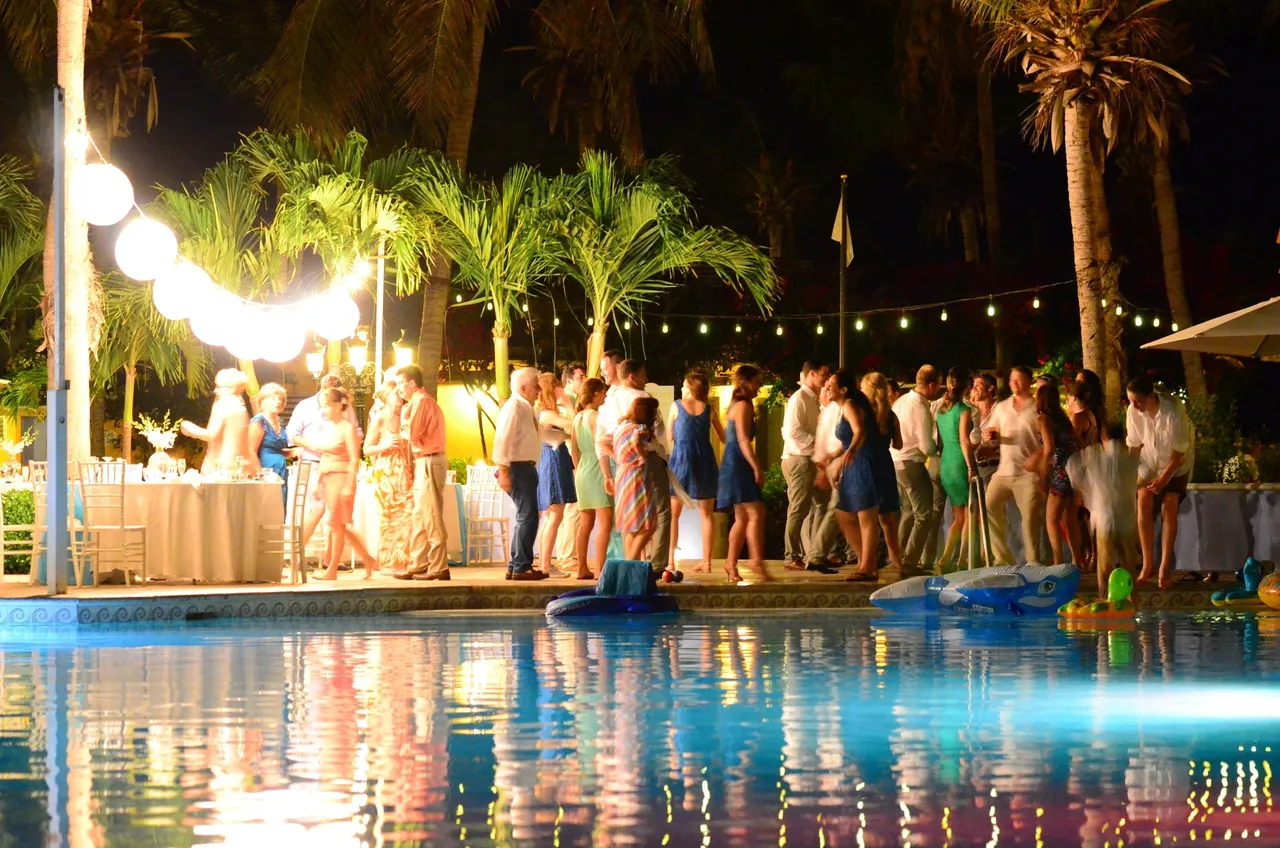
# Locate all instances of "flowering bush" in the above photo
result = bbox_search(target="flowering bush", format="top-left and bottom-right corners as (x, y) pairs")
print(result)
(1219, 453), (1260, 484)
(1036, 341), (1083, 381)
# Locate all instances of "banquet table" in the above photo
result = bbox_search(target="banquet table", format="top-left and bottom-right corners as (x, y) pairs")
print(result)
(23, 479), (285, 584)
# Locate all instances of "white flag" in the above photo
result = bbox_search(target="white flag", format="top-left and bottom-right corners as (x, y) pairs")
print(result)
(832, 197), (854, 267)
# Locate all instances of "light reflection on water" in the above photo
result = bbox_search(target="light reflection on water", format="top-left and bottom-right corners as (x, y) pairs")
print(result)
(1, 611), (1278, 847)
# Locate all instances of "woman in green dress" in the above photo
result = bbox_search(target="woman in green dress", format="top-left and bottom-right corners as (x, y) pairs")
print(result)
(935, 367), (977, 569)
(570, 378), (612, 580)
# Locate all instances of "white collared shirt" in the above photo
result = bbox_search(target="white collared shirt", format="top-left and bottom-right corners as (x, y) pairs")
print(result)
(595, 383), (668, 460)
(781, 383), (819, 459)
(815, 400), (843, 459)
(1126, 394), (1195, 482)
(493, 394), (541, 465)
(989, 395), (1040, 477)
(286, 392), (361, 462)
(890, 389), (937, 467)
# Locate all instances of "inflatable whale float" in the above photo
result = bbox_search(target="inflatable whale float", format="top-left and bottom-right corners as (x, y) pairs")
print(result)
(869, 563), (1080, 616)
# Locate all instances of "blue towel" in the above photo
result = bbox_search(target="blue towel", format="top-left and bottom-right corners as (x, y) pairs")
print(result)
(598, 559), (655, 597)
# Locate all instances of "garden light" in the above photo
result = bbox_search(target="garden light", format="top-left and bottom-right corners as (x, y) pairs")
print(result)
(1171, 322), (1179, 332)
(1115, 304), (1123, 316)
(735, 323), (742, 333)
(455, 294), (462, 303)
(1134, 314), (1143, 327)
(1033, 295), (1040, 309)
(305, 349), (325, 377)
(114, 217), (178, 281)
(855, 316), (864, 331)
(815, 323), (824, 334)
(553, 317), (560, 326)
(623, 320), (631, 330)
(699, 322), (708, 334)
(71, 163), (133, 226)
(940, 309), (948, 322)
(775, 324), (784, 336)
(1101, 298), (1107, 307)
(986, 300), (996, 317)
(348, 339), (369, 370)
(900, 314), (909, 329)
(661, 323), (669, 333)
(588, 316), (594, 326)
(260, 316), (307, 363)
(313, 290), (360, 341)
(522, 303), (529, 312)
(1153, 317), (1161, 328)
(189, 286), (240, 348)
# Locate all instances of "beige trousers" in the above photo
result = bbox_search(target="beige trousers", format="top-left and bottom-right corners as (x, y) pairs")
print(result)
(985, 472), (1047, 566)
(407, 454), (449, 575)
(555, 502), (580, 568)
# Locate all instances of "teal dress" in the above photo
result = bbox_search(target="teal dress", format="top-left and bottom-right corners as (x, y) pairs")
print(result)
(935, 402), (971, 507)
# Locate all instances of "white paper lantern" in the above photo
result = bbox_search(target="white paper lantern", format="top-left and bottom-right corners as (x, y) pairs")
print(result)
(114, 217), (178, 281)
(259, 311), (308, 363)
(225, 312), (264, 361)
(72, 163), (134, 227)
(151, 262), (211, 321)
(189, 287), (240, 348)
(312, 290), (360, 341)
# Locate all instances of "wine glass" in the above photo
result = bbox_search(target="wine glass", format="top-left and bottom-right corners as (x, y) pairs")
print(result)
(235, 455), (248, 481)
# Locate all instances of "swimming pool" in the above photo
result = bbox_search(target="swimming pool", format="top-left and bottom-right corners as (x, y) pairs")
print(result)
(1, 611), (1276, 847)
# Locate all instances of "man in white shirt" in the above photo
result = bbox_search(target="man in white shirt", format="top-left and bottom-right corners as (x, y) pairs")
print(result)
(780, 361), (833, 573)
(286, 372), (363, 552)
(1126, 376), (1195, 588)
(493, 367), (547, 580)
(599, 359), (671, 571)
(982, 365), (1047, 565)
(553, 362), (587, 572)
(891, 364), (940, 572)
(809, 373), (852, 567)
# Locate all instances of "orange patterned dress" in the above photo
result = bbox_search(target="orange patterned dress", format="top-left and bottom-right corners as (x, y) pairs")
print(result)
(614, 422), (654, 534)
(372, 406), (414, 571)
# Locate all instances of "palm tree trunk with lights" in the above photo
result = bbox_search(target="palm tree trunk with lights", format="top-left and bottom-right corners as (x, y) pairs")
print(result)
(417, 15), (486, 398)
(1152, 134), (1206, 402)
(51, 0), (92, 462)
(1064, 102), (1107, 386)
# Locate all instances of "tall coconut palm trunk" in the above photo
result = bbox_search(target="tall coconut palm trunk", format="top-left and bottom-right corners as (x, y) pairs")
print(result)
(586, 322), (608, 378)
(1089, 148), (1124, 416)
(1151, 138), (1206, 402)
(122, 363), (136, 462)
(1063, 103), (1106, 382)
(416, 15), (487, 398)
(976, 66), (1002, 267)
(493, 327), (511, 400)
(960, 203), (980, 264)
(47, 0), (93, 462)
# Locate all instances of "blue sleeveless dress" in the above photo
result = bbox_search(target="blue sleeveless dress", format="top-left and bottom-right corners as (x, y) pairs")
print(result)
(252, 413), (289, 506)
(716, 404), (761, 509)
(835, 396), (900, 514)
(669, 402), (718, 500)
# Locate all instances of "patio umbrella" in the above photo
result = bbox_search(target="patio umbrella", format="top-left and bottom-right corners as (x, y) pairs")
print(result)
(1141, 296), (1280, 361)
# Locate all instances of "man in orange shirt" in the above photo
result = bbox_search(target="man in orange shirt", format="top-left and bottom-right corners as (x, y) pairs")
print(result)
(393, 364), (451, 580)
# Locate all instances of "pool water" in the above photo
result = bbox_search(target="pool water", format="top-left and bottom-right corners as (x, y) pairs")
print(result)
(1, 611), (1277, 847)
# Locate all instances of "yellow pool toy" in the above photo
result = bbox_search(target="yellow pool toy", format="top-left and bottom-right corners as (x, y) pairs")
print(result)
(1060, 568), (1136, 620)
(1260, 573), (1280, 611)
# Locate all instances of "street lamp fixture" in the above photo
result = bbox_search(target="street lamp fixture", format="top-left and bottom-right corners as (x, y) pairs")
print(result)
(305, 347), (325, 379)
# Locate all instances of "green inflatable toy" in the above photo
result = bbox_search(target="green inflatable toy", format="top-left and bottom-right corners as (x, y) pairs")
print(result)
(1060, 568), (1135, 619)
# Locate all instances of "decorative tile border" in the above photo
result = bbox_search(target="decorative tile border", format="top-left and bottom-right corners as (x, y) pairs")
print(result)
(0, 583), (1226, 628)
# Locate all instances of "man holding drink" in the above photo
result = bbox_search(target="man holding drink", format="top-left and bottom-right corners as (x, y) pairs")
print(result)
(983, 366), (1047, 565)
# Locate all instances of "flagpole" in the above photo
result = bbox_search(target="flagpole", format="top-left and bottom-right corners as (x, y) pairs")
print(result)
(838, 174), (848, 369)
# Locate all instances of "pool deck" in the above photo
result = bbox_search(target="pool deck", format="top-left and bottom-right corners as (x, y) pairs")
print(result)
(0, 563), (1232, 627)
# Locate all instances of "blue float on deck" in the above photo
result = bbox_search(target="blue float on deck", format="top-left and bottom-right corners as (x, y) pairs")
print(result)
(869, 563), (1080, 616)
(545, 560), (678, 619)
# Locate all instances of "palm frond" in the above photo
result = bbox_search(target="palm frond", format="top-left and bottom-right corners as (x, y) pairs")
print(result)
(0, 155), (43, 329)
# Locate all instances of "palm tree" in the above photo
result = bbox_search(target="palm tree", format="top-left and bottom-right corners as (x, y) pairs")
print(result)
(744, 154), (811, 262)
(960, 0), (1188, 412)
(550, 151), (780, 377)
(0, 156), (42, 345)
(94, 273), (212, 461)
(406, 160), (557, 400)
(522, 0), (714, 166)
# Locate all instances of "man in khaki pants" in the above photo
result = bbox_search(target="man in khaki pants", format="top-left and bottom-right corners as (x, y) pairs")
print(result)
(781, 361), (833, 573)
(393, 364), (451, 581)
(983, 366), (1047, 565)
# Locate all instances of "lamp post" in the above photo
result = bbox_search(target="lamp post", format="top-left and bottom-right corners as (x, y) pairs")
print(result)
(340, 333), (376, 429)
(46, 87), (70, 595)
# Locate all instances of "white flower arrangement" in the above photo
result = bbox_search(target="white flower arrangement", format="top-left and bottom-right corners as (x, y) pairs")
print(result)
(134, 412), (179, 451)
(0, 427), (36, 458)
(1219, 453), (1259, 485)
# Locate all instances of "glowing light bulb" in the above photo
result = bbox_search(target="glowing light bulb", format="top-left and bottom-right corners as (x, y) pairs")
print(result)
(940, 309), (948, 322)
(588, 316), (594, 326)
(855, 317), (864, 331)
(455, 294), (463, 303)
(661, 323), (669, 334)
(522, 302), (529, 312)
(900, 314), (909, 329)
(623, 320), (631, 330)
(553, 317), (560, 327)
(699, 322), (708, 334)
(1134, 314), (1144, 327)
(1116, 304), (1123, 316)
(1171, 322), (1179, 332)
(987, 301), (996, 317)
(1033, 296), (1041, 309)
(1101, 298), (1107, 307)
(775, 325), (784, 336)
(815, 323), (824, 335)
(1153, 317), (1161, 327)
(734, 323), (742, 333)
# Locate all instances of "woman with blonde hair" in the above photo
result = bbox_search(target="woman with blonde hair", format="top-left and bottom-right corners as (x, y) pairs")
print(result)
(716, 365), (768, 584)
(535, 372), (577, 576)
(249, 382), (290, 505)
(363, 377), (414, 573)
(181, 368), (257, 475)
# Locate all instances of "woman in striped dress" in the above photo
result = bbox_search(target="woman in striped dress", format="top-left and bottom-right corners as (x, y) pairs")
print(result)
(614, 396), (660, 560)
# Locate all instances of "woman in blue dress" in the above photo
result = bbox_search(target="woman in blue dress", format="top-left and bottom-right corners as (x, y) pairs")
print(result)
(818, 370), (903, 582)
(248, 382), (291, 507)
(667, 371), (723, 574)
(716, 365), (768, 585)
(535, 372), (577, 577)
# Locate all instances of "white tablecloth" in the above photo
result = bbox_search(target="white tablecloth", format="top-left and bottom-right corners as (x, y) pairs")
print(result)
(125, 481), (285, 582)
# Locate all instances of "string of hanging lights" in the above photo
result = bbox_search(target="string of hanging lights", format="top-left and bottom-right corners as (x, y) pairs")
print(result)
(72, 133), (364, 365)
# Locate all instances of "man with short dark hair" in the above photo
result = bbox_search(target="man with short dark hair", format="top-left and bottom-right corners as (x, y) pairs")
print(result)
(892, 364), (941, 572)
(781, 361), (832, 572)
(983, 365), (1047, 565)
(393, 364), (451, 581)
(1126, 376), (1195, 588)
